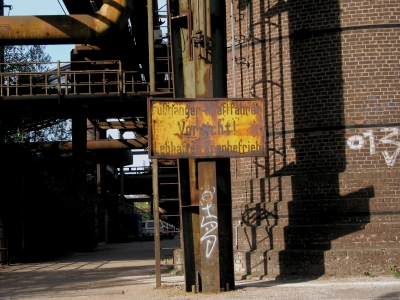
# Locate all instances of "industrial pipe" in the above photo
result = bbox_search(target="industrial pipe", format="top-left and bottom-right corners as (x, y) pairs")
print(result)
(32, 137), (148, 151)
(0, 0), (133, 45)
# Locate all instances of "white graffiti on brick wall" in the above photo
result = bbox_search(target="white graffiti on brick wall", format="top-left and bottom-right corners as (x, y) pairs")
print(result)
(347, 127), (400, 167)
(200, 187), (218, 258)
(380, 128), (400, 167)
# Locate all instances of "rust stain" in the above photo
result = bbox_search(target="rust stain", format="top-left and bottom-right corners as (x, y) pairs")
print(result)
(149, 98), (266, 158)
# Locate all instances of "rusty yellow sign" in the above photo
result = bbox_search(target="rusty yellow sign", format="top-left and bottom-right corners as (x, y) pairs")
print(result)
(148, 98), (266, 158)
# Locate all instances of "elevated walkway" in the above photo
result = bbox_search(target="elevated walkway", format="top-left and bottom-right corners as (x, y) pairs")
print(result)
(0, 60), (172, 130)
(0, 60), (172, 99)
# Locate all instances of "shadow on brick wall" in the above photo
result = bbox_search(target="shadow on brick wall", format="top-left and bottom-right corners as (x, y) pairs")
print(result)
(282, 0), (374, 277)
(237, 0), (375, 278)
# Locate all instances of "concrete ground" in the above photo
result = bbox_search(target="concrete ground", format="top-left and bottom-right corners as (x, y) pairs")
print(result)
(1, 238), (399, 300)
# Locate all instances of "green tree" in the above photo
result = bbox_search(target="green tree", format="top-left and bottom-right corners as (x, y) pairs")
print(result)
(3, 45), (51, 92)
(4, 45), (51, 73)
(27, 119), (72, 143)
(2, 45), (71, 143)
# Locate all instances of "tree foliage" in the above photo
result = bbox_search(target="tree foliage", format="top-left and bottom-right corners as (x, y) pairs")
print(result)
(5, 119), (72, 144)
(2, 45), (72, 142)
(27, 120), (72, 143)
(3, 45), (51, 87)
(4, 45), (51, 72)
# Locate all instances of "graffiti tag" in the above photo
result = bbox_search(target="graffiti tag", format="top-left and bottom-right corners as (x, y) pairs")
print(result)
(200, 187), (218, 258)
(347, 127), (400, 167)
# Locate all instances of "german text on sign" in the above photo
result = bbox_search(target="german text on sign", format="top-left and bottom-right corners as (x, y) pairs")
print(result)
(149, 98), (266, 158)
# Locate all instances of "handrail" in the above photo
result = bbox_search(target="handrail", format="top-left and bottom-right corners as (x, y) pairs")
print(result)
(0, 60), (150, 97)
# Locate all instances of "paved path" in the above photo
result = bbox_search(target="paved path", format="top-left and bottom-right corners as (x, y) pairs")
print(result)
(1, 238), (399, 299)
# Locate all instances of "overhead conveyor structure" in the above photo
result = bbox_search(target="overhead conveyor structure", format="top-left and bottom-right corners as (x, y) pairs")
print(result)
(0, 0), (133, 45)
(0, 0), (175, 267)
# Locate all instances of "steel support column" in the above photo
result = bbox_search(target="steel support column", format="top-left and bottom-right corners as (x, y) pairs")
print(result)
(96, 129), (107, 243)
(0, 0), (4, 262)
(71, 113), (88, 231)
(171, 0), (233, 293)
(152, 158), (161, 288)
(198, 161), (220, 293)
(0, 0), (3, 69)
(72, 116), (87, 164)
(148, 0), (161, 288)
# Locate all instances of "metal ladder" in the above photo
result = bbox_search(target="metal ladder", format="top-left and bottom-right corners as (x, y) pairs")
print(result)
(154, 0), (174, 94)
(154, 159), (183, 279)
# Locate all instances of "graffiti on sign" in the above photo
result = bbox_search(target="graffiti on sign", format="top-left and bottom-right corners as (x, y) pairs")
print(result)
(149, 98), (266, 158)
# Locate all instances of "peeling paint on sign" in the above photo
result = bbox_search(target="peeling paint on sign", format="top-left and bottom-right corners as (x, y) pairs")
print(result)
(148, 98), (266, 158)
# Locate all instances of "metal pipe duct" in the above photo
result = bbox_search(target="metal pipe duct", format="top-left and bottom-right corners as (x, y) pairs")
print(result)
(33, 138), (148, 151)
(0, 0), (133, 45)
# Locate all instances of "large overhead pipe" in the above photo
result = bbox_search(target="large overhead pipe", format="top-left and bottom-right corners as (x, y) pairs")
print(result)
(31, 137), (148, 151)
(0, 0), (133, 45)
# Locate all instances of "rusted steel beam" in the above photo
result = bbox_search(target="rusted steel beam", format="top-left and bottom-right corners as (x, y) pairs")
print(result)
(181, 205), (201, 292)
(85, 139), (146, 150)
(198, 161), (220, 293)
(97, 124), (145, 130)
(96, 119), (146, 130)
(33, 138), (148, 151)
(152, 159), (162, 288)
(72, 115), (87, 162)
(0, 0), (133, 45)
(189, 158), (199, 206)
(171, 0), (232, 294)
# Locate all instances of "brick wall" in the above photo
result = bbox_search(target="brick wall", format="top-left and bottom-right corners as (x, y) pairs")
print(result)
(227, 0), (400, 278)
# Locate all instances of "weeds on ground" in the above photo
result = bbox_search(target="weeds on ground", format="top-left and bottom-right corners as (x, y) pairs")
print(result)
(362, 270), (377, 277)
(388, 265), (400, 279)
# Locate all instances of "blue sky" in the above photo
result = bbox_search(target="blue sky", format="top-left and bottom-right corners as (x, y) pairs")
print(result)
(6, 0), (74, 62)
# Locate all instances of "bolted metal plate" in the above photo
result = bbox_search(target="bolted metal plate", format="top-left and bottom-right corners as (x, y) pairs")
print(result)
(148, 97), (266, 158)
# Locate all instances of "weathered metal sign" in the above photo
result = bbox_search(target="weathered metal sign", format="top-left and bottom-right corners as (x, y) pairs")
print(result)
(148, 98), (266, 158)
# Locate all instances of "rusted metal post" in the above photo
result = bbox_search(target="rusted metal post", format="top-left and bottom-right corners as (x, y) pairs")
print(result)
(230, 0), (237, 97)
(118, 60), (123, 96)
(57, 60), (61, 103)
(168, 0), (233, 294)
(152, 158), (161, 288)
(189, 158), (201, 291)
(198, 161), (220, 293)
(119, 167), (125, 212)
(0, 2), (4, 99)
(148, 0), (155, 93)
(72, 116), (87, 164)
(189, 159), (199, 206)
(0, 62), (3, 260)
(0, 0), (3, 72)
(148, 0), (161, 289)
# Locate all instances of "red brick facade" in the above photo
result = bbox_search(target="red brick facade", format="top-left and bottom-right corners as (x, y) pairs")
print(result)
(226, 0), (400, 278)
